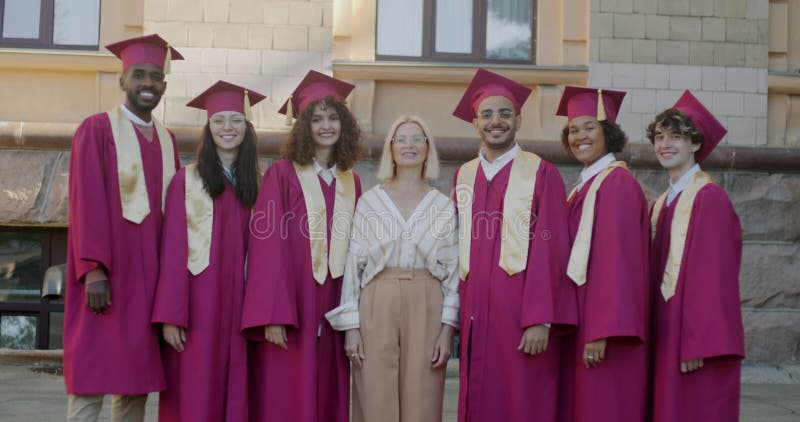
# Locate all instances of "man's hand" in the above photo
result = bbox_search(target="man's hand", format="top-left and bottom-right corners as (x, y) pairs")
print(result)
(680, 358), (704, 373)
(163, 324), (186, 352)
(583, 338), (607, 368)
(517, 324), (549, 355)
(345, 329), (365, 369)
(432, 324), (455, 368)
(264, 325), (288, 349)
(85, 278), (111, 314)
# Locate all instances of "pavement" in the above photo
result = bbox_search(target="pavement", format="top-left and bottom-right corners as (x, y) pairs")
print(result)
(1, 349), (799, 421)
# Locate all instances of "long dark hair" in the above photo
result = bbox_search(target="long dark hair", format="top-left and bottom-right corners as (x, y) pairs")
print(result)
(281, 96), (363, 170)
(197, 121), (260, 207)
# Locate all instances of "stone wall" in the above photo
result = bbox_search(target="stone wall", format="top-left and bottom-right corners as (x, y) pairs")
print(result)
(143, 0), (334, 130)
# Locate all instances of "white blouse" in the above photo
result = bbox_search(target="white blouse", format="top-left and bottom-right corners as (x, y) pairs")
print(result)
(325, 185), (460, 330)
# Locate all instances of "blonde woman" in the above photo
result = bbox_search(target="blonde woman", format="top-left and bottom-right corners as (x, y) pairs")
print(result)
(326, 115), (459, 422)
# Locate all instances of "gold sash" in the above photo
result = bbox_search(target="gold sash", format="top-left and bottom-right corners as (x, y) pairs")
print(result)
(455, 151), (541, 280)
(566, 161), (628, 286)
(650, 171), (713, 301)
(107, 107), (176, 223)
(293, 163), (356, 284)
(184, 164), (213, 275)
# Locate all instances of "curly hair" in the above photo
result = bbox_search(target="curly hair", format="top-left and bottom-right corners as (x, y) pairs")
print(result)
(646, 108), (705, 159)
(281, 96), (363, 170)
(560, 119), (628, 158)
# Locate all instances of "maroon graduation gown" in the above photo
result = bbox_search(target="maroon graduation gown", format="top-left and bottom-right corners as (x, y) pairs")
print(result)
(241, 159), (362, 422)
(558, 168), (650, 422)
(151, 168), (250, 421)
(650, 184), (745, 422)
(64, 112), (178, 394)
(454, 160), (577, 422)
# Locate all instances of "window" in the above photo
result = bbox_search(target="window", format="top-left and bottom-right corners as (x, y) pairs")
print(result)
(376, 0), (536, 63)
(0, 228), (66, 350)
(0, 0), (101, 49)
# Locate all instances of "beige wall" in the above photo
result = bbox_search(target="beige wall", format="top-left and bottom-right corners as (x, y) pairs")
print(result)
(0, 0), (143, 124)
(144, 0), (335, 130)
(589, 0), (800, 148)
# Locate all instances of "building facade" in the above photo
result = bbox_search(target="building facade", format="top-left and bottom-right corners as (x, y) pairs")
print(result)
(0, 0), (797, 362)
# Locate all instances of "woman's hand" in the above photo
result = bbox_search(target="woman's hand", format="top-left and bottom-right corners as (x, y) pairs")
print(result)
(264, 325), (288, 349)
(163, 324), (186, 352)
(583, 338), (607, 368)
(345, 329), (365, 369)
(432, 324), (455, 368)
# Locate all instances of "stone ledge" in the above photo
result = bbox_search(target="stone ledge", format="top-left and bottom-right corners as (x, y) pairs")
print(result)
(3, 122), (800, 172)
(332, 61), (590, 85)
(0, 49), (119, 73)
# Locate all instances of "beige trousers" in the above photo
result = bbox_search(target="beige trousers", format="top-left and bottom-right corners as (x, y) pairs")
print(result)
(353, 268), (447, 422)
(66, 394), (147, 422)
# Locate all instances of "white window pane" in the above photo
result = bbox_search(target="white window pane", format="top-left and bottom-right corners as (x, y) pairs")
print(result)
(2, 0), (41, 39)
(486, 0), (532, 60)
(377, 0), (423, 57)
(54, 0), (100, 46)
(435, 0), (472, 54)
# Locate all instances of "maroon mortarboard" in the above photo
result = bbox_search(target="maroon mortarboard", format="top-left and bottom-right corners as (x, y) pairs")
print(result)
(672, 90), (727, 163)
(452, 68), (532, 123)
(278, 70), (355, 123)
(555, 86), (626, 123)
(186, 80), (266, 120)
(105, 34), (184, 74)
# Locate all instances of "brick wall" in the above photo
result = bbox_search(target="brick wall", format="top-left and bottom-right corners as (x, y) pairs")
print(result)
(588, 0), (769, 146)
(143, 0), (334, 130)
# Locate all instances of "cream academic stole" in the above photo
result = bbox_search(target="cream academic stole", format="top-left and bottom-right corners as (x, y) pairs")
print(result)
(107, 107), (176, 223)
(293, 162), (356, 284)
(566, 161), (629, 286)
(650, 171), (713, 301)
(184, 164), (213, 275)
(455, 150), (541, 280)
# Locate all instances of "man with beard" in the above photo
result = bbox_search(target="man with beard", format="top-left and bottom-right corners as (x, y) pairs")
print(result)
(64, 34), (182, 421)
(452, 68), (577, 422)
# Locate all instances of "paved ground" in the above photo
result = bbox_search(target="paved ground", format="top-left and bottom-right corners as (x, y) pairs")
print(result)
(1, 350), (798, 421)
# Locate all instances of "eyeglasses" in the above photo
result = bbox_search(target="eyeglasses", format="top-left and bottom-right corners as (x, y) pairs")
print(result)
(392, 135), (427, 145)
(210, 115), (247, 127)
(478, 109), (514, 120)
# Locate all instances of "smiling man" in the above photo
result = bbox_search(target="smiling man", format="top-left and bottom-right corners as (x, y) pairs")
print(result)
(452, 68), (577, 422)
(64, 34), (182, 421)
(646, 90), (745, 422)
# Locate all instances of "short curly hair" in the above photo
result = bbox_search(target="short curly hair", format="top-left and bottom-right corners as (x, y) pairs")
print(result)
(281, 96), (363, 170)
(560, 119), (628, 158)
(646, 108), (705, 159)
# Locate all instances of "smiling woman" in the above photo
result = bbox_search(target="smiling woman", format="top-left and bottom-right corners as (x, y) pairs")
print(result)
(241, 70), (363, 422)
(151, 80), (264, 421)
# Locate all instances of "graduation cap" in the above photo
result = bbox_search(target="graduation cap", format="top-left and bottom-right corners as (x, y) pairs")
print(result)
(672, 90), (727, 163)
(452, 68), (532, 123)
(278, 70), (355, 125)
(105, 33), (184, 74)
(555, 86), (626, 123)
(186, 80), (267, 121)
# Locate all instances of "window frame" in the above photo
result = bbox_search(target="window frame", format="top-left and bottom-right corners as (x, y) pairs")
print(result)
(0, 0), (100, 50)
(375, 0), (537, 65)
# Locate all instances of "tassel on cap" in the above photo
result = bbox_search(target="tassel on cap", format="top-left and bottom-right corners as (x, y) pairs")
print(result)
(596, 89), (606, 121)
(163, 45), (172, 74)
(244, 89), (253, 121)
(285, 95), (294, 126)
